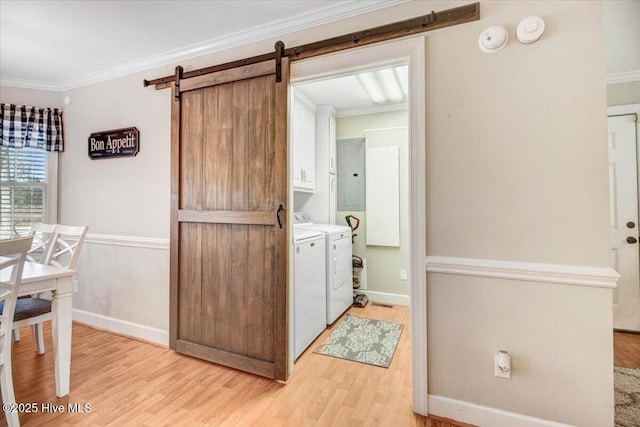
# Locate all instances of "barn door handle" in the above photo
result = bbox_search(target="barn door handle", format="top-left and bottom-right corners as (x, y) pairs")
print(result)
(276, 204), (284, 229)
(627, 236), (638, 244)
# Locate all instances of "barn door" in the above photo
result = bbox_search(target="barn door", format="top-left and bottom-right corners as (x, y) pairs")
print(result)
(170, 57), (289, 380)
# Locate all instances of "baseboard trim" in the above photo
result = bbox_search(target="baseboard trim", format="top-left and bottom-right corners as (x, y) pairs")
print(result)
(425, 256), (619, 289)
(72, 309), (168, 346)
(85, 233), (170, 250)
(428, 395), (571, 427)
(354, 290), (409, 306)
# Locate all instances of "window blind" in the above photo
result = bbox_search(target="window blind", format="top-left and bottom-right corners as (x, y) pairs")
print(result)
(0, 146), (47, 239)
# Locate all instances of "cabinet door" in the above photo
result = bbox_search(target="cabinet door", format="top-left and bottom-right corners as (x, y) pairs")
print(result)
(292, 89), (316, 192)
(292, 102), (304, 188)
(300, 106), (316, 190)
(329, 115), (337, 175)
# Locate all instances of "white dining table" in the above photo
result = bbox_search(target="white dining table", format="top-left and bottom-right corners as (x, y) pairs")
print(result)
(1, 260), (75, 397)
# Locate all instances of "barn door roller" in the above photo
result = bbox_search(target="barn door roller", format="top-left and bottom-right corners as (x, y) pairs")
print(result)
(174, 66), (183, 101)
(275, 41), (284, 83)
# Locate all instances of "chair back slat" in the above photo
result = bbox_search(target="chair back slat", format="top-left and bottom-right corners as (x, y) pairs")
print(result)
(27, 223), (57, 264)
(0, 236), (33, 336)
(49, 225), (89, 269)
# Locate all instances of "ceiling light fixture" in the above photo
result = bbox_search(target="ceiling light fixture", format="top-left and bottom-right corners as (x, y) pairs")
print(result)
(356, 68), (405, 104)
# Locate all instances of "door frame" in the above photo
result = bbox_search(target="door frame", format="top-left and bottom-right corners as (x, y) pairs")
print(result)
(608, 103), (640, 331)
(289, 36), (428, 414)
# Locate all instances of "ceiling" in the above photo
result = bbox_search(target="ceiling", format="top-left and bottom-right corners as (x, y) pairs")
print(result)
(0, 0), (638, 98)
(0, 0), (405, 90)
(295, 65), (409, 115)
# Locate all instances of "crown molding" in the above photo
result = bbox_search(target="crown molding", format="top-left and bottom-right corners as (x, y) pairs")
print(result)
(0, 77), (61, 92)
(0, 0), (408, 92)
(606, 70), (640, 85)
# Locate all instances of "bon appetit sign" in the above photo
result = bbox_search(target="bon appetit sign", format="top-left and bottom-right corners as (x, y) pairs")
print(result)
(88, 127), (139, 159)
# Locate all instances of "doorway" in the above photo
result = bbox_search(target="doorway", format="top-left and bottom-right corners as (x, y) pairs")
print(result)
(607, 107), (640, 333)
(287, 36), (427, 414)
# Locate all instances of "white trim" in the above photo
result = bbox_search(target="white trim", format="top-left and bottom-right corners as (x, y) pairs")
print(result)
(608, 103), (640, 118)
(425, 256), (619, 289)
(73, 309), (168, 346)
(428, 395), (571, 427)
(0, 77), (61, 92)
(336, 102), (408, 118)
(355, 290), (410, 307)
(46, 151), (58, 224)
(290, 35), (427, 415)
(407, 36), (428, 416)
(606, 70), (640, 85)
(0, 0), (408, 92)
(85, 233), (170, 250)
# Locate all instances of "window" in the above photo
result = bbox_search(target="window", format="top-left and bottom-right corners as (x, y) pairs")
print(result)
(0, 146), (57, 239)
(1, 103), (63, 239)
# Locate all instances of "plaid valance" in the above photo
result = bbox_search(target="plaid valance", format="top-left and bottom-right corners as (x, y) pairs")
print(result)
(0, 103), (64, 152)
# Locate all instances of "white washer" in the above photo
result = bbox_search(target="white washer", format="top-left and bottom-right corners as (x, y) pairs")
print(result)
(293, 228), (326, 359)
(294, 213), (353, 325)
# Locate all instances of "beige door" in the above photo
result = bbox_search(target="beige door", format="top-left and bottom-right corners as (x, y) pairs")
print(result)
(170, 59), (289, 380)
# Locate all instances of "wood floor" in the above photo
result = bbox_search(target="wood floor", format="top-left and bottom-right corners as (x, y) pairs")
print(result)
(4, 304), (461, 427)
(614, 330), (640, 369)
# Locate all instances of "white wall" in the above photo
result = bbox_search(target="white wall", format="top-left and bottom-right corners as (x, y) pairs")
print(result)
(336, 110), (410, 297)
(1, 1), (616, 425)
(423, 1), (613, 426)
(607, 81), (640, 106)
(0, 86), (63, 109)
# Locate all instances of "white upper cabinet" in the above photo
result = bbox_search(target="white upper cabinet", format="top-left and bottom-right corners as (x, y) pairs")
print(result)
(329, 114), (337, 175)
(292, 89), (317, 192)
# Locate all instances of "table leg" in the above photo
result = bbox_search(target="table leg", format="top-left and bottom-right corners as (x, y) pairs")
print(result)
(52, 277), (73, 397)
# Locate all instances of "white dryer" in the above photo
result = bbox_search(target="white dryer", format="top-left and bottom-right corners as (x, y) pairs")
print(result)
(293, 228), (326, 359)
(294, 213), (353, 325)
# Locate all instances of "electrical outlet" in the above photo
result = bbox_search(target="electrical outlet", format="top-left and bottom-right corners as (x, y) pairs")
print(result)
(400, 269), (407, 280)
(73, 279), (79, 293)
(495, 351), (511, 379)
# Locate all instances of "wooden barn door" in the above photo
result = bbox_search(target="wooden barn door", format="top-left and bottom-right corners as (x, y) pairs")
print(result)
(170, 58), (289, 380)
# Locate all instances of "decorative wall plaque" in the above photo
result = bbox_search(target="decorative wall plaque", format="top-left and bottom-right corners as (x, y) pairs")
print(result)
(88, 127), (139, 159)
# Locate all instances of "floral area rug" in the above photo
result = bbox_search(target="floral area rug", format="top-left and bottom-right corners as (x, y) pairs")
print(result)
(315, 314), (403, 368)
(615, 366), (640, 427)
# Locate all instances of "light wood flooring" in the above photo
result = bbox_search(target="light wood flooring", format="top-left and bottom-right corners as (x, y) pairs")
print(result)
(614, 331), (640, 369)
(5, 303), (461, 427)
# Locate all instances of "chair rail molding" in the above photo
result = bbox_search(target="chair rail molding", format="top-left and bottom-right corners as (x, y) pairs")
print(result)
(85, 233), (170, 250)
(425, 256), (619, 289)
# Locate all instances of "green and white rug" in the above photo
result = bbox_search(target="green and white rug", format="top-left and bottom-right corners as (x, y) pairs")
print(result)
(615, 366), (640, 427)
(315, 314), (403, 368)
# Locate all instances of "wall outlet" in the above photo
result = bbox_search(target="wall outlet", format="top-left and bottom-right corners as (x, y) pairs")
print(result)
(495, 351), (511, 379)
(73, 279), (79, 293)
(400, 269), (407, 280)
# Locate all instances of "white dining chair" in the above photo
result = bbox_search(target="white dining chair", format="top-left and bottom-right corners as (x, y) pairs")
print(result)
(1, 235), (33, 427)
(12, 223), (57, 344)
(12, 224), (89, 354)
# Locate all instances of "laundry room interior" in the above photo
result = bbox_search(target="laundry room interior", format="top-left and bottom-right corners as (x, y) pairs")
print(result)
(290, 62), (411, 360)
